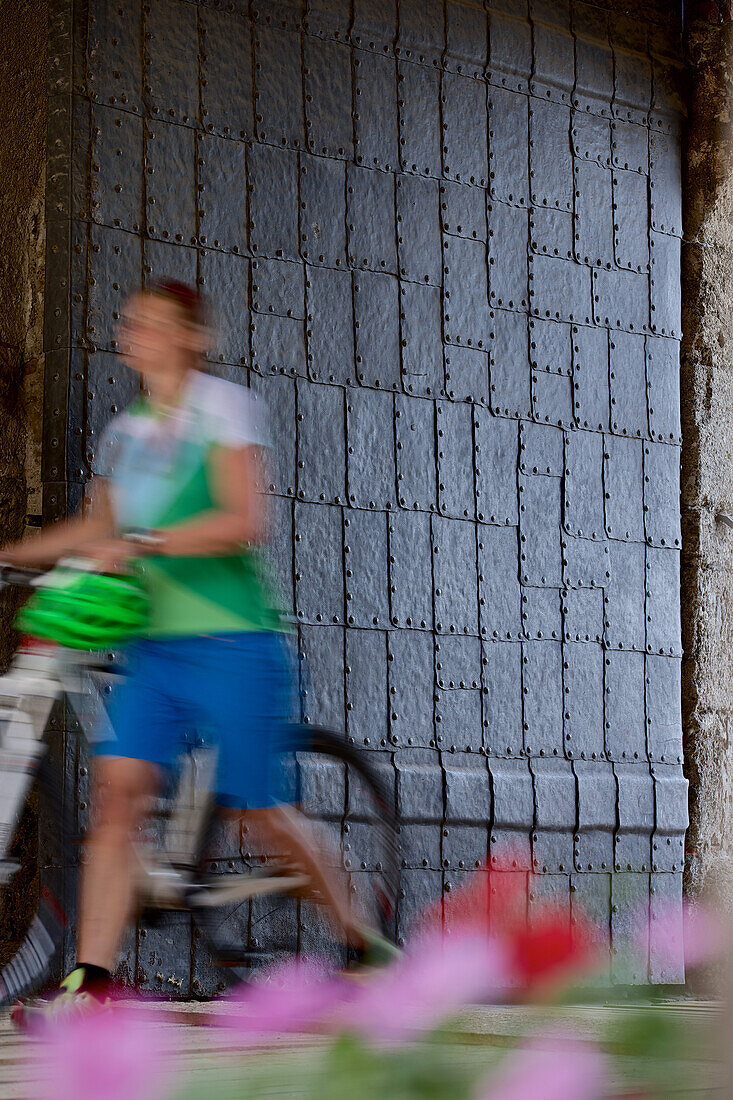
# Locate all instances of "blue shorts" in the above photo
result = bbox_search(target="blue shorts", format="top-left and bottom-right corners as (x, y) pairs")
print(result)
(93, 632), (296, 809)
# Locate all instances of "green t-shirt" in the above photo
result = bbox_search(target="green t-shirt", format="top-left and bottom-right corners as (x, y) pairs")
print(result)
(96, 370), (286, 637)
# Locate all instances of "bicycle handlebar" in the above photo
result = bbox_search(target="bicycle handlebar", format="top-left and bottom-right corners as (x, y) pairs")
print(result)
(0, 564), (46, 590)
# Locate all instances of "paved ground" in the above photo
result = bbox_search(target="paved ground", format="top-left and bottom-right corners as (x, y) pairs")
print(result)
(0, 999), (726, 1098)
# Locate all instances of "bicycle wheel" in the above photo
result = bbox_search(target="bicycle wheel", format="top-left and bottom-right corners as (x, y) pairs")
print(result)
(190, 726), (400, 992)
(0, 751), (76, 1008)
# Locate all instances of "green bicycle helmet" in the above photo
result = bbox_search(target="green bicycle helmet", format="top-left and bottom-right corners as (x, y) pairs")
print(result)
(16, 563), (148, 649)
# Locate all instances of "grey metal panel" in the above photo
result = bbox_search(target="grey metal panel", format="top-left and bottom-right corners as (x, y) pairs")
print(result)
(605, 651), (646, 761)
(488, 201), (529, 312)
(478, 525), (523, 640)
(487, 10), (531, 95)
(574, 759), (615, 871)
(144, 119), (196, 243)
(432, 515), (479, 636)
(611, 872), (649, 984)
(303, 37), (354, 159)
(144, 0), (199, 125)
(610, 330), (648, 438)
(562, 534), (610, 590)
(395, 748), (443, 822)
(615, 762), (654, 874)
(611, 118), (649, 174)
(86, 224), (141, 352)
(354, 50), (399, 171)
(347, 164), (398, 274)
(252, 257), (306, 319)
(296, 378), (347, 505)
(592, 265), (650, 335)
(396, 173), (442, 285)
(437, 400), (475, 520)
(563, 429), (605, 541)
(531, 369), (573, 427)
(435, 691), (483, 752)
(521, 586), (561, 641)
(388, 629), (435, 749)
(345, 626), (389, 747)
(397, 60), (442, 178)
(646, 654), (682, 763)
(248, 142), (300, 260)
(563, 643), (604, 760)
(571, 872), (611, 980)
(299, 155), (348, 268)
(604, 540), (646, 651)
(649, 130), (682, 238)
(530, 207), (573, 262)
(613, 45), (652, 128)
(530, 7), (573, 106)
(87, 0), (143, 110)
(475, 410), (518, 524)
(649, 231), (682, 339)
(200, 250), (250, 366)
(200, 7), (254, 140)
(444, 235), (491, 348)
(91, 105), (143, 234)
(346, 388), (396, 509)
(250, 373), (297, 496)
(643, 441), (681, 548)
(253, 23), (304, 149)
(442, 824), (489, 870)
(604, 435), (645, 542)
(294, 500), (344, 624)
(571, 112), (611, 169)
(613, 169), (650, 273)
(528, 317), (571, 375)
(196, 132), (248, 253)
(529, 98), (572, 212)
(483, 640), (524, 755)
(344, 509), (390, 628)
(136, 914), (192, 997)
(143, 236), (198, 287)
(445, 0), (488, 78)
(388, 510), (433, 629)
(645, 546), (682, 657)
(353, 269), (401, 389)
(396, 869), (442, 943)
(251, 313), (307, 377)
(519, 472), (562, 586)
(519, 422), (563, 477)
(400, 281), (444, 397)
(441, 71), (488, 187)
(522, 640), (564, 756)
(297, 746), (346, 819)
(646, 335), (681, 444)
(305, 266), (355, 384)
(83, 351), (141, 469)
(395, 393), (437, 511)
(572, 5), (613, 116)
(445, 345), (489, 405)
(488, 757), (533, 869)
(649, 872), (683, 984)
(268, 494), (294, 611)
(435, 635), (482, 690)
(441, 179), (487, 242)
(573, 161), (614, 269)
(651, 763), (687, 874)
(396, 0), (444, 64)
(572, 324), (609, 432)
(562, 588), (603, 644)
(530, 757), (575, 874)
(529, 254), (592, 326)
(488, 86), (529, 207)
(488, 311), (530, 421)
(351, 0), (397, 52)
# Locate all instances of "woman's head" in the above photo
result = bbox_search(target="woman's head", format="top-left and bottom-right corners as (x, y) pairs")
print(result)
(118, 280), (209, 380)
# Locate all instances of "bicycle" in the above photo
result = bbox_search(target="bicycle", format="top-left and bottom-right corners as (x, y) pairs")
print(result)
(0, 563), (400, 1006)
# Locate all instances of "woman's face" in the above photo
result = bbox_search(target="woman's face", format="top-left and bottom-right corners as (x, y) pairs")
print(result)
(117, 291), (205, 376)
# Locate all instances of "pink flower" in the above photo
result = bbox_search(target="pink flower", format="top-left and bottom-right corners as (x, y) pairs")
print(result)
(336, 932), (510, 1042)
(217, 957), (350, 1043)
(31, 1003), (177, 1100)
(478, 1035), (609, 1100)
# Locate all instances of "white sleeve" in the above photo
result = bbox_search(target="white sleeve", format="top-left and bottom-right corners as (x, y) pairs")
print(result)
(198, 374), (271, 449)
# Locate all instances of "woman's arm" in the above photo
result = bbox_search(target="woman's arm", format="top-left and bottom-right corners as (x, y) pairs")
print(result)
(3, 479), (116, 567)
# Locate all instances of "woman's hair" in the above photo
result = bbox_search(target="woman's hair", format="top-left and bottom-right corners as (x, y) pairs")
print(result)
(149, 279), (207, 329)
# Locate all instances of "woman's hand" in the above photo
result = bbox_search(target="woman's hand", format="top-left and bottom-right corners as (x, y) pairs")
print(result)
(83, 538), (145, 574)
